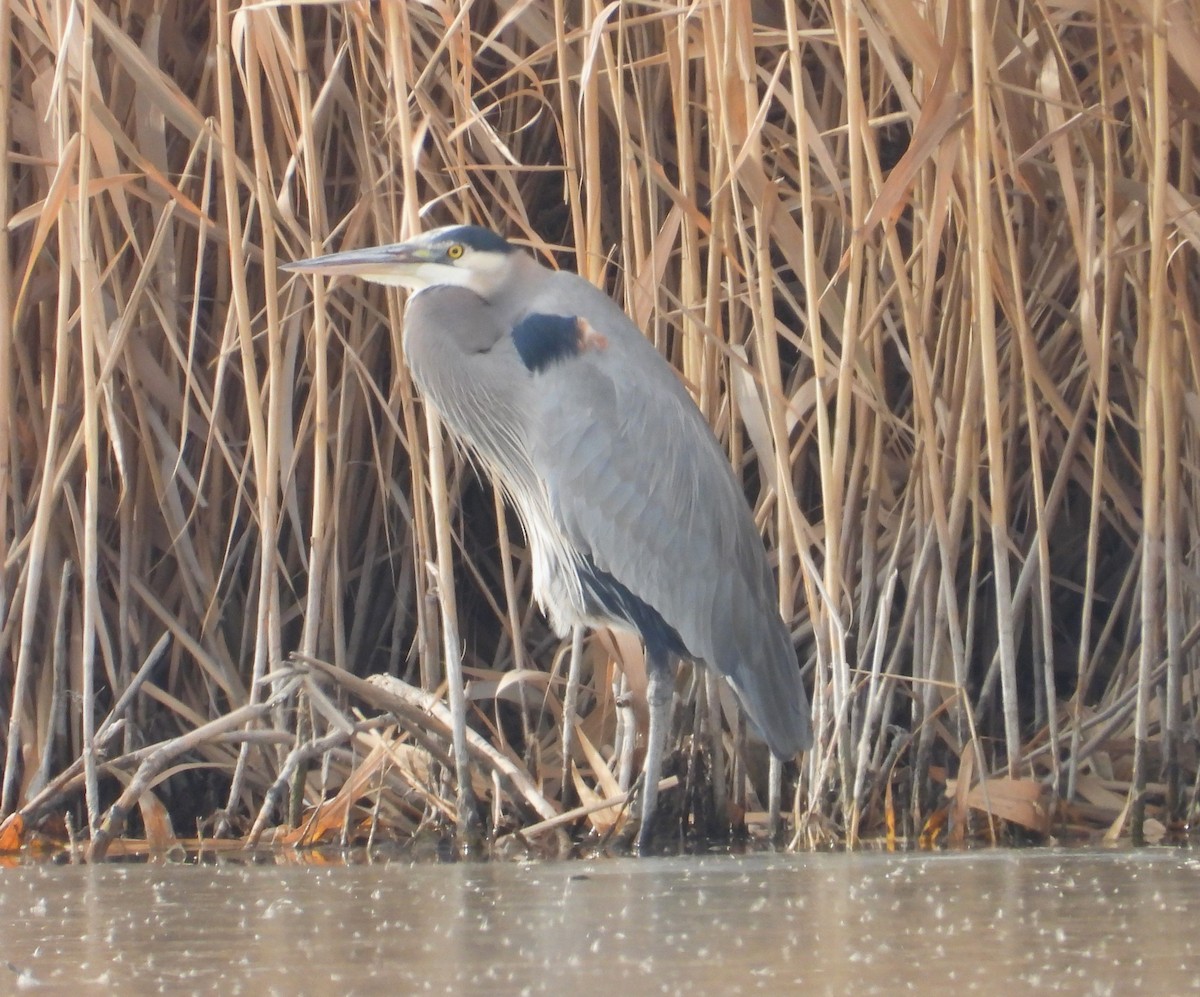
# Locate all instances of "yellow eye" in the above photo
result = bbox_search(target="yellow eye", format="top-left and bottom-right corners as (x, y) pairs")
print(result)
(446, 244), (464, 259)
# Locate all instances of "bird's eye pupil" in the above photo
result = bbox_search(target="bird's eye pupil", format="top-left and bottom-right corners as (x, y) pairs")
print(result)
(448, 244), (463, 259)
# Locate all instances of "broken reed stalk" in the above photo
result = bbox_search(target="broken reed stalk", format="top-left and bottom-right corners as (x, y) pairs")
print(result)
(0, 0), (1196, 852)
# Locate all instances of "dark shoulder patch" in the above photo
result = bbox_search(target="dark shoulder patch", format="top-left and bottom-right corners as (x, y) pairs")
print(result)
(511, 313), (581, 372)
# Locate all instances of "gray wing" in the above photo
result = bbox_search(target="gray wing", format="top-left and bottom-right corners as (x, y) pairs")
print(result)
(524, 274), (812, 757)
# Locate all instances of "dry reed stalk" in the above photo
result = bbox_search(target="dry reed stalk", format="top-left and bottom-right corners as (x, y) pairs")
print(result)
(0, 0), (1197, 855)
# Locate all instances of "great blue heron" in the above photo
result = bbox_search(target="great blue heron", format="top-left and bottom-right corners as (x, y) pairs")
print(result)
(284, 225), (812, 849)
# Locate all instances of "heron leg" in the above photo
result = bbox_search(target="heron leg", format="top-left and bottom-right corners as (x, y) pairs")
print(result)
(560, 625), (585, 809)
(704, 670), (727, 834)
(615, 671), (637, 791)
(635, 647), (674, 853)
(768, 753), (782, 841)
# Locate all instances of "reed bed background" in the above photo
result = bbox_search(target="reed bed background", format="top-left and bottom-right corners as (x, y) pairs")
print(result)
(1, 0), (1197, 855)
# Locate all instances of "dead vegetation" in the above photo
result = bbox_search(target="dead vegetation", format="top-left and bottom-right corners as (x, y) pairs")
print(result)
(1, 0), (1199, 858)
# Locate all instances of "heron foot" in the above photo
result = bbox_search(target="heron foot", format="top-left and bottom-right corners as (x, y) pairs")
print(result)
(605, 771), (662, 855)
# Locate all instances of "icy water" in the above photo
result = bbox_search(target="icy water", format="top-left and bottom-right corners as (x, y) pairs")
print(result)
(2, 849), (1197, 994)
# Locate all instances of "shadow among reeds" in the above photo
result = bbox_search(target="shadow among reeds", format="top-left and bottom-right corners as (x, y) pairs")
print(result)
(1, 0), (1198, 857)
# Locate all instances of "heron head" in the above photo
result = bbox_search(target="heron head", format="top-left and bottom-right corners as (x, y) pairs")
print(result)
(282, 225), (518, 297)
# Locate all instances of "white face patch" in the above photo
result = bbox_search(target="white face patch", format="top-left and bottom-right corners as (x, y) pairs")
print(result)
(456, 250), (512, 297)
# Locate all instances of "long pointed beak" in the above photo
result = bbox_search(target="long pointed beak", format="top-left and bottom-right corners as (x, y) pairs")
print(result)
(280, 242), (429, 282)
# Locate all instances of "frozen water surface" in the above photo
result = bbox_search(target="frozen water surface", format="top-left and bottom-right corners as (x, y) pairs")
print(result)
(2, 849), (1198, 994)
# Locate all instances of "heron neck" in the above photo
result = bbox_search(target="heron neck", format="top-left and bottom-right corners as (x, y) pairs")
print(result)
(484, 250), (554, 323)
